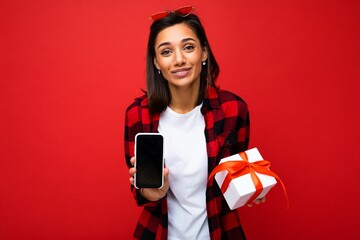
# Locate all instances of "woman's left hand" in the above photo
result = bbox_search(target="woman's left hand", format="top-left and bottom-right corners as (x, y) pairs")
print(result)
(247, 197), (266, 207)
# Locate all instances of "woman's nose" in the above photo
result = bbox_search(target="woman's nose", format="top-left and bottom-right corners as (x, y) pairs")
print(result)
(173, 49), (185, 66)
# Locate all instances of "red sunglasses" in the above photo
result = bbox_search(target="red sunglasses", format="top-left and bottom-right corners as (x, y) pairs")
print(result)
(149, 6), (195, 21)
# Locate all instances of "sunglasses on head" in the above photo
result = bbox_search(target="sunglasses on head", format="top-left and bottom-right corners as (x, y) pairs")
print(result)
(149, 6), (195, 21)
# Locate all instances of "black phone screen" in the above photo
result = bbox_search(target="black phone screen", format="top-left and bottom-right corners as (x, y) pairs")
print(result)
(135, 134), (164, 188)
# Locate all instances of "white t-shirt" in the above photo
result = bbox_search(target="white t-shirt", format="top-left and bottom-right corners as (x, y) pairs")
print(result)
(158, 104), (210, 240)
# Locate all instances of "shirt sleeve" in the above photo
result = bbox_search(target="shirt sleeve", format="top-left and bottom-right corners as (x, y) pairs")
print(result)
(216, 91), (250, 238)
(235, 98), (250, 153)
(124, 99), (160, 207)
(218, 91), (250, 156)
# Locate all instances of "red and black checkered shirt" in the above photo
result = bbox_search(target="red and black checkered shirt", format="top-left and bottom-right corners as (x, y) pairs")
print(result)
(124, 86), (250, 240)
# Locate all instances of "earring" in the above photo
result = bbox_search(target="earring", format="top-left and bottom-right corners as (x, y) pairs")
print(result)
(158, 69), (161, 75)
(202, 61), (206, 65)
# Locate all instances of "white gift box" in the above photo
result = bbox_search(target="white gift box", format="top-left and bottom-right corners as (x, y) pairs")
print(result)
(215, 148), (277, 210)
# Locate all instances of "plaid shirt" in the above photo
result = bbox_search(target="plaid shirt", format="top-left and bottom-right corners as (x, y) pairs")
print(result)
(124, 86), (250, 240)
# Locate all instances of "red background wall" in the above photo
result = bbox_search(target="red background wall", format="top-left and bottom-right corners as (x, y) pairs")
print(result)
(1, 0), (359, 239)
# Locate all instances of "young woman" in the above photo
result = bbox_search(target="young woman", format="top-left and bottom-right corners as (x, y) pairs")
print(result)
(125, 6), (263, 239)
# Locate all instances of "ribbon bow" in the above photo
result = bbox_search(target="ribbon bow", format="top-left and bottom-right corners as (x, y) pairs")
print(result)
(209, 151), (289, 208)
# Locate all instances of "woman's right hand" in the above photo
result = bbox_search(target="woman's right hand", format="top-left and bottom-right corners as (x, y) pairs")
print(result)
(128, 157), (170, 201)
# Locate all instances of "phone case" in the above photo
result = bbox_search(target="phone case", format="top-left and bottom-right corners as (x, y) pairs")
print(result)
(134, 133), (164, 189)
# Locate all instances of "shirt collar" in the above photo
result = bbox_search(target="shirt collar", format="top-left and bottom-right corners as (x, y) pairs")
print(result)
(202, 86), (220, 111)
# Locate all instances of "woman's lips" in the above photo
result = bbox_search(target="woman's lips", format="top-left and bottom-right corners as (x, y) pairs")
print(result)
(171, 68), (191, 78)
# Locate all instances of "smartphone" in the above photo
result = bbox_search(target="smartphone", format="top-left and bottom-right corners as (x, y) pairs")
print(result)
(134, 133), (164, 189)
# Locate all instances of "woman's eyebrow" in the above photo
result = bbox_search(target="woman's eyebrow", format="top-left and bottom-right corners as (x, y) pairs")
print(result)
(157, 37), (196, 49)
(181, 37), (196, 43)
(157, 42), (171, 49)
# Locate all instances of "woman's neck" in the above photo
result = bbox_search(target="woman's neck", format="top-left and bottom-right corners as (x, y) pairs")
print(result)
(168, 84), (200, 114)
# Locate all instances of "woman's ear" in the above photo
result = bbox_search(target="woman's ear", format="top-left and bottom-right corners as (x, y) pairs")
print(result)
(154, 58), (160, 70)
(202, 46), (208, 62)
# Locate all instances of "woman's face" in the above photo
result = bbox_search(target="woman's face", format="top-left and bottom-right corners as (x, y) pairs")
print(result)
(154, 23), (207, 90)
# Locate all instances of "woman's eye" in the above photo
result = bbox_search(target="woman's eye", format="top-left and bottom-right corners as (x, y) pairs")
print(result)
(184, 45), (195, 51)
(160, 49), (171, 56)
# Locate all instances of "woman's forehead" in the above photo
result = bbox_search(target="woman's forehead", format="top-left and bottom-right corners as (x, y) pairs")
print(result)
(155, 23), (199, 46)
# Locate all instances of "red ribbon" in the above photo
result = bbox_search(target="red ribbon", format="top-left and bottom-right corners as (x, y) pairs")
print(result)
(209, 151), (289, 208)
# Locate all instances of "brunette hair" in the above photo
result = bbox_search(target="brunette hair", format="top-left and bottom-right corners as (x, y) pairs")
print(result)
(146, 13), (219, 115)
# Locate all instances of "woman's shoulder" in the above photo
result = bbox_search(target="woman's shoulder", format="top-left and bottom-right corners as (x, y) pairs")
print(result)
(124, 94), (149, 126)
(125, 94), (148, 113)
(215, 88), (249, 120)
(217, 88), (248, 106)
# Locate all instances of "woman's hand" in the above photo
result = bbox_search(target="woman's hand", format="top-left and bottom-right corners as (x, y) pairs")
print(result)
(247, 197), (266, 207)
(128, 157), (170, 201)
